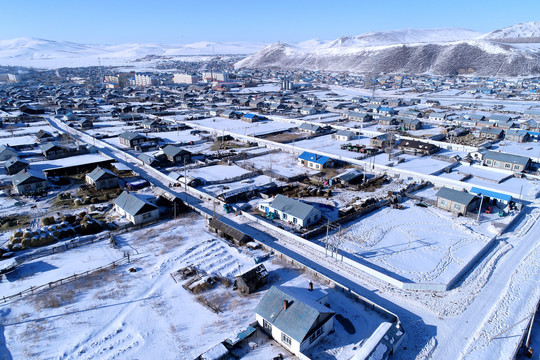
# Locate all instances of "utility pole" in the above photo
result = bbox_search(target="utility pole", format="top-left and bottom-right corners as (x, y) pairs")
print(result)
(325, 220), (329, 257)
(477, 194), (484, 222)
(184, 157), (188, 203)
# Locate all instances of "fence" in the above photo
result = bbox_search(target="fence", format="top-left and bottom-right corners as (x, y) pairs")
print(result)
(15, 233), (110, 264)
(1, 257), (130, 304)
(181, 120), (536, 201)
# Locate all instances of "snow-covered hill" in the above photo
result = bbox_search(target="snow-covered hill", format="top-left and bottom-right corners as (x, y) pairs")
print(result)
(235, 24), (540, 76)
(481, 21), (540, 41)
(0, 38), (267, 68)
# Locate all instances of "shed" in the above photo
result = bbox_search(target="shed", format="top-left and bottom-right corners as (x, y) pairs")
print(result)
(435, 187), (479, 215)
(208, 217), (252, 245)
(235, 264), (268, 294)
(470, 187), (512, 205)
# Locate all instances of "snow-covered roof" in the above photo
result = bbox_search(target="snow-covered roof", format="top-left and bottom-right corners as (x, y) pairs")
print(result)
(435, 187), (477, 205)
(484, 150), (530, 166)
(254, 285), (334, 343)
(86, 167), (117, 182)
(113, 191), (158, 216)
(11, 169), (47, 186)
(269, 194), (320, 221)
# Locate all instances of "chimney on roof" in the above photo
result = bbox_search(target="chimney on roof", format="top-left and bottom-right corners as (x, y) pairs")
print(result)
(308, 281), (313, 291)
(283, 299), (289, 310)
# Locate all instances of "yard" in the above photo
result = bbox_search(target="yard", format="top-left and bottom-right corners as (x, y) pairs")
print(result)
(321, 198), (499, 285)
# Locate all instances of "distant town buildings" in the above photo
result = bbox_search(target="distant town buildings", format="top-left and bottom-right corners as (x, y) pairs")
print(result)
(202, 71), (229, 82)
(173, 73), (200, 84)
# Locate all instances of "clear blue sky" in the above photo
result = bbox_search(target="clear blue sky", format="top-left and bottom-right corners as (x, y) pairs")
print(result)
(1, 0), (538, 44)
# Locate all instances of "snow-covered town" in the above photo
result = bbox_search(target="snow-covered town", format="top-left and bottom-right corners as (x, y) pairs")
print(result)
(1, 5), (540, 360)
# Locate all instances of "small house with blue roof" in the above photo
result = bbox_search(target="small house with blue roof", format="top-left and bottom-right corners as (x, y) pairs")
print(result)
(242, 113), (265, 123)
(297, 151), (334, 170)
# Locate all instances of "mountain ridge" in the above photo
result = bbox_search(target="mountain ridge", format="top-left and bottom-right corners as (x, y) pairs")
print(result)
(235, 23), (540, 76)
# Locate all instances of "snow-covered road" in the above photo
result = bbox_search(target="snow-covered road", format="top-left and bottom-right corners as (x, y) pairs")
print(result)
(45, 116), (540, 359)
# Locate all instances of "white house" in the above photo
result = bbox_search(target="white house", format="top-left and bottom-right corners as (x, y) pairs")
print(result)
(254, 285), (335, 357)
(0, 145), (18, 161)
(258, 194), (321, 227)
(429, 112), (447, 122)
(113, 191), (159, 225)
(332, 130), (355, 141)
(300, 107), (317, 115)
(297, 151), (334, 170)
(11, 169), (49, 195)
(85, 167), (119, 190)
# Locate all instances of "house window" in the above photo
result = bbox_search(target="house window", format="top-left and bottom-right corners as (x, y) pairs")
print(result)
(453, 204), (462, 211)
(513, 164), (520, 170)
(281, 333), (292, 347)
(440, 199), (449, 207)
(263, 319), (272, 333)
(309, 326), (325, 344)
(293, 217), (297, 224)
(493, 161), (499, 166)
(486, 160), (492, 165)
(504, 163), (511, 169)
(142, 213), (152, 220)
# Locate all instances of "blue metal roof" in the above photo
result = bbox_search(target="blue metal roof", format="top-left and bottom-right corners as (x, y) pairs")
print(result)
(470, 187), (512, 202)
(298, 151), (332, 165)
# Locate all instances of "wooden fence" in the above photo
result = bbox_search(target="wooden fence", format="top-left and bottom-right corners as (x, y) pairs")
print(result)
(1, 256), (131, 304)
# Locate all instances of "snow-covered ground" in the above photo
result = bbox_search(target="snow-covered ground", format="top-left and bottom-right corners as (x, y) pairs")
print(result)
(237, 151), (320, 178)
(321, 198), (498, 284)
(0, 214), (390, 360)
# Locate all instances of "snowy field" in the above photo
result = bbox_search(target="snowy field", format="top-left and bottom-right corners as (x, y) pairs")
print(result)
(238, 151), (320, 178)
(0, 214), (389, 360)
(146, 129), (202, 144)
(0, 215), (260, 359)
(293, 134), (372, 159)
(85, 120), (137, 137)
(325, 198), (498, 284)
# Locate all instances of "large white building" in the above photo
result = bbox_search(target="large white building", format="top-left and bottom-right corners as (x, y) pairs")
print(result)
(202, 71), (229, 82)
(132, 74), (157, 87)
(173, 73), (200, 84)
